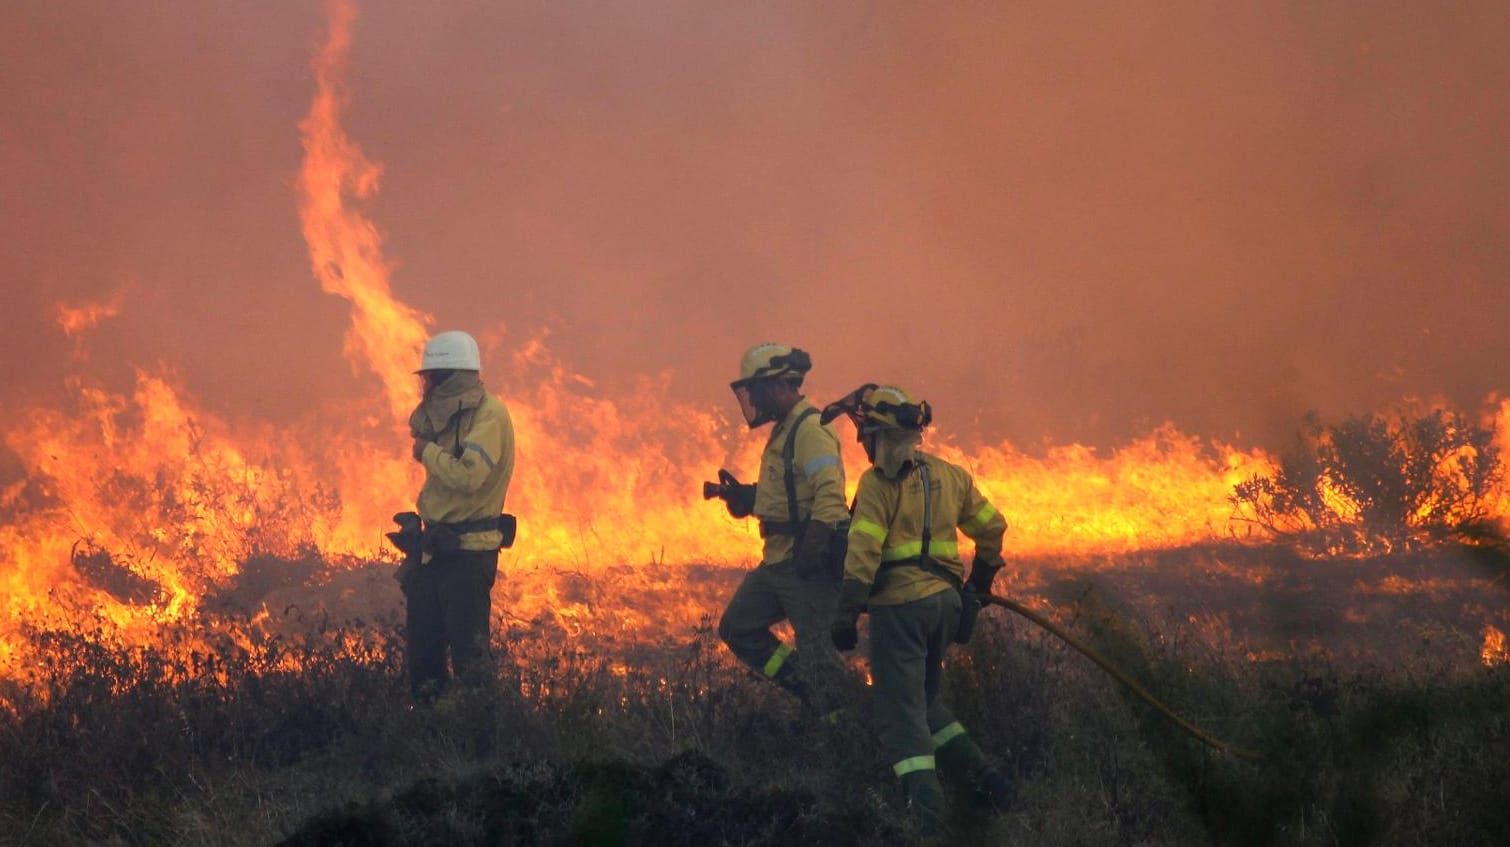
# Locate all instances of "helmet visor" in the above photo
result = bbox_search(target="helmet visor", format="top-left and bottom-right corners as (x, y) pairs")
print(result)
(732, 384), (761, 428)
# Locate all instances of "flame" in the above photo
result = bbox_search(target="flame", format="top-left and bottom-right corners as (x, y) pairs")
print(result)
(2, 1), (1507, 693)
(931, 425), (1272, 557)
(1490, 397), (1510, 522)
(55, 289), (124, 338)
(1483, 625), (1508, 666)
(298, 0), (429, 421)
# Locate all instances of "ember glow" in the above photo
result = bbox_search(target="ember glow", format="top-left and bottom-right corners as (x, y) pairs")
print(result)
(2, 1), (1508, 685)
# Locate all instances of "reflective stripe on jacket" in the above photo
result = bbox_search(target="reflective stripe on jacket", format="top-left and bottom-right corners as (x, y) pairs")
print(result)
(417, 392), (516, 551)
(844, 450), (1006, 606)
(753, 398), (848, 566)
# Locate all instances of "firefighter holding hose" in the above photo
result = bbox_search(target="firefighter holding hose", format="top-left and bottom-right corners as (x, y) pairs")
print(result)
(823, 383), (1013, 837)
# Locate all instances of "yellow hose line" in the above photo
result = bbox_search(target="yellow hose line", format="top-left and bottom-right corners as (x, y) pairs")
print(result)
(981, 592), (1265, 762)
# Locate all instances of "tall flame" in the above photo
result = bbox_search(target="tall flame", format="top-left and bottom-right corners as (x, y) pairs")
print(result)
(298, 0), (429, 421)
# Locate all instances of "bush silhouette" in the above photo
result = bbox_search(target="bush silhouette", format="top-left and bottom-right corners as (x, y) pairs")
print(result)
(1231, 408), (1503, 555)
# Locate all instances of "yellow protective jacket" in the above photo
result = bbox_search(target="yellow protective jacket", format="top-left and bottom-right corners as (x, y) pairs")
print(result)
(752, 398), (848, 566)
(844, 450), (1006, 606)
(416, 391), (516, 552)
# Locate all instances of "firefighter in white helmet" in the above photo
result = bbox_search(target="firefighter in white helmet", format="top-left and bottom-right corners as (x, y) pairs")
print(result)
(393, 330), (516, 704)
(706, 343), (851, 718)
(823, 384), (1012, 838)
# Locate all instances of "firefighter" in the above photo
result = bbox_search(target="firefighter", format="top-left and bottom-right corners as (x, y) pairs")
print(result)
(709, 343), (851, 717)
(825, 384), (1012, 837)
(397, 330), (516, 703)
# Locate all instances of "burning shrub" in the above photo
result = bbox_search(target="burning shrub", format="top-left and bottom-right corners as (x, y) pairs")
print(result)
(69, 539), (163, 605)
(1230, 408), (1504, 555)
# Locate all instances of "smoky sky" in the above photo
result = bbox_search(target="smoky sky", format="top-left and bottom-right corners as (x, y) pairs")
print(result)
(2, 0), (1508, 452)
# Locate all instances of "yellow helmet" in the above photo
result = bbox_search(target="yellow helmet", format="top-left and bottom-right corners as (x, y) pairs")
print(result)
(851, 385), (930, 431)
(730, 343), (812, 389)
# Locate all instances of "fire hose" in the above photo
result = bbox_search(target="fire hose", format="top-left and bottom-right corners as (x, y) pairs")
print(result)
(981, 592), (1265, 761)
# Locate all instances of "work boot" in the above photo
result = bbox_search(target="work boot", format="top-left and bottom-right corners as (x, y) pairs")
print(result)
(899, 770), (949, 840)
(771, 657), (816, 710)
(937, 733), (1014, 813)
(972, 766), (1014, 813)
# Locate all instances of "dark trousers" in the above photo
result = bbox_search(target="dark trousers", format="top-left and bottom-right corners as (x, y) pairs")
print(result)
(717, 558), (845, 712)
(869, 589), (963, 767)
(401, 547), (500, 700)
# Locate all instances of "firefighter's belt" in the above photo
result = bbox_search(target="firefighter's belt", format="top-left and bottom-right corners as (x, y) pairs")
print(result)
(759, 519), (801, 538)
(425, 514), (518, 546)
(424, 516), (499, 534)
(875, 556), (962, 591)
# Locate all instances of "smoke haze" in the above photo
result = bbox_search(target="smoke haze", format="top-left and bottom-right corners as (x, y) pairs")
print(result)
(3, 0), (1508, 451)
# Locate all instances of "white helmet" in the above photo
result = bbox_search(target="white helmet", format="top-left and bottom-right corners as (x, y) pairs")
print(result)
(417, 330), (481, 372)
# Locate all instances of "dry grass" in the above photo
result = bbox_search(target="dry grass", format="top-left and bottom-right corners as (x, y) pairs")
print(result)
(3, 544), (1508, 846)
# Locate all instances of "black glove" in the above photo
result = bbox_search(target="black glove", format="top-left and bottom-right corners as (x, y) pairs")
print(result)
(830, 578), (870, 652)
(793, 519), (836, 581)
(387, 512), (423, 585)
(386, 512), (423, 559)
(718, 469), (757, 518)
(967, 554), (1004, 596)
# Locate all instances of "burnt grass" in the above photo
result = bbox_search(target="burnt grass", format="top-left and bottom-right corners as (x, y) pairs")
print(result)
(2, 543), (1508, 846)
